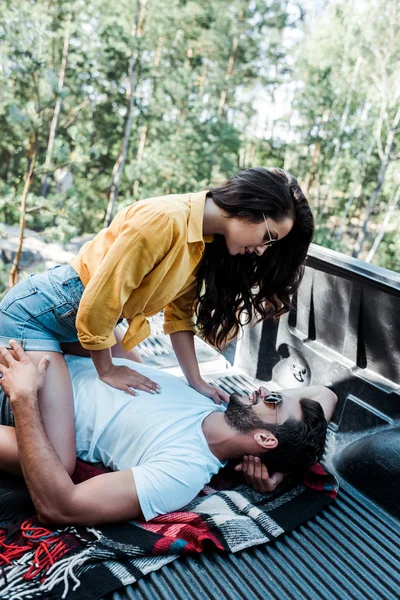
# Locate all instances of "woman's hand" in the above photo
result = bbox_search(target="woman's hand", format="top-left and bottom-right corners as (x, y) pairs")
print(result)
(99, 364), (161, 396)
(235, 455), (285, 493)
(190, 378), (230, 405)
(169, 332), (230, 405)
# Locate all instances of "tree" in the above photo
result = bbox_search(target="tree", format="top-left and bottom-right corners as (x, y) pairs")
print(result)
(366, 186), (400, 263)
(104, 0), (147, 226)
(40, 10), (72, 197)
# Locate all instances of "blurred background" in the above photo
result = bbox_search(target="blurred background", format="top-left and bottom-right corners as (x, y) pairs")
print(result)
(0, 0), (399, 296)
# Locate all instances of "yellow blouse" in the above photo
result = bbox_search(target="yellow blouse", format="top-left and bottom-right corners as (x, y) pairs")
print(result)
(70, 191), (213, 352)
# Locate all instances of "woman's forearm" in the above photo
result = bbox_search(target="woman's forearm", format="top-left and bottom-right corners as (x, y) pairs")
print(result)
(169, 331), (201, 386)
(90, 347), (113, 376)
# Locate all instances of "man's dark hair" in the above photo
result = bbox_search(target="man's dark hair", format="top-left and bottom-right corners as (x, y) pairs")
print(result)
(261, 398), (327, 474)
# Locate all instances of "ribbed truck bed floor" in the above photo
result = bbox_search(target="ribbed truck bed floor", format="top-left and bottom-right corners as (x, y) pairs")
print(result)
(106, 482), (400, 600)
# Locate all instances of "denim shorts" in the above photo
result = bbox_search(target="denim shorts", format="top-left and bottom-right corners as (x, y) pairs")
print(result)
(0, 264), (85, 353)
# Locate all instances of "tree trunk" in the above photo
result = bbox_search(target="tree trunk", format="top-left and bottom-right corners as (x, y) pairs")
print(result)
(335, 137), (375, 239)
(197, 58), (209, 100)
(305, 141), (321, 195)
(132, 35), (163, 197)
(319, 57), (362, 218)
(218, 35), (239, 117)
(366, 186), (400, 263)
(207, 24), (242, 186)
(40, 13), (72, 197)
(352, 160), (390, 258)
(104, 0), (147, 226)
(132, 124), (148, 196)
(9, 132), (38, 288)
(353, 104), (400, 258)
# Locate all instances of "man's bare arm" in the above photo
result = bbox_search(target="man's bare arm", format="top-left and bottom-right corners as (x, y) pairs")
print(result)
(0, 342), (143, 525)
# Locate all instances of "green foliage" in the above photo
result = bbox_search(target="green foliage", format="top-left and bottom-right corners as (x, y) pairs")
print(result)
(0, 0), (399, 302)
(372, 227), (400, 272)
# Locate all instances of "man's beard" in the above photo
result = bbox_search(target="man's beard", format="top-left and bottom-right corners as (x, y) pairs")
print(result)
(225, 393), (272, 434)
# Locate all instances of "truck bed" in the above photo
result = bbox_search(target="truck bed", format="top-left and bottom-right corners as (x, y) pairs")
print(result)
(105, 245), (400, 600)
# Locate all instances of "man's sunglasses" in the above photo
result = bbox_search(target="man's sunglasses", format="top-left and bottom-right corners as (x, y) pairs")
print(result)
(262, 391), (283, 433)
(262, 391), (283, 406)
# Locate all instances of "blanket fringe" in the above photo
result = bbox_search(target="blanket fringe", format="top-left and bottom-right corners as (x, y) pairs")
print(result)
(0, 520), (69, 582)
(0, 522), (100, 599)
(35, 527), (102, 599)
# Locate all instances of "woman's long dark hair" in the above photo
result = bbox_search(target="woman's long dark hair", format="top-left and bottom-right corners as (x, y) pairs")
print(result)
(195, 167), (314, 350)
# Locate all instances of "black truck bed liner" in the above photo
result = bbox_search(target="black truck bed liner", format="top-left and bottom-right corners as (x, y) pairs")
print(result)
(107, 483), (400, 600)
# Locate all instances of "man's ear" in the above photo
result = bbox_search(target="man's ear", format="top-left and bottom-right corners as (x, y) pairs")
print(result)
(253, 431), (278, 450)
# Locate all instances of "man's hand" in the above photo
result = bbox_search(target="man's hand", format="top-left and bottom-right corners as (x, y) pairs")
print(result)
(190, 378), (230, 405)
(235, 455), (285, 493)
(0, 340), (51, 402)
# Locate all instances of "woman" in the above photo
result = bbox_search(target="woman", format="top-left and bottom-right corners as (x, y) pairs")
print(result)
(0, 167), (313, 474)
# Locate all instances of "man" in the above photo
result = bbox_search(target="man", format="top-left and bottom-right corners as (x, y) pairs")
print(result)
(0, 340), (337, 526)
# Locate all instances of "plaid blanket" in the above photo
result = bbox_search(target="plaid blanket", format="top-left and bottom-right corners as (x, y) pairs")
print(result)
(0, 460), (338, 600)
